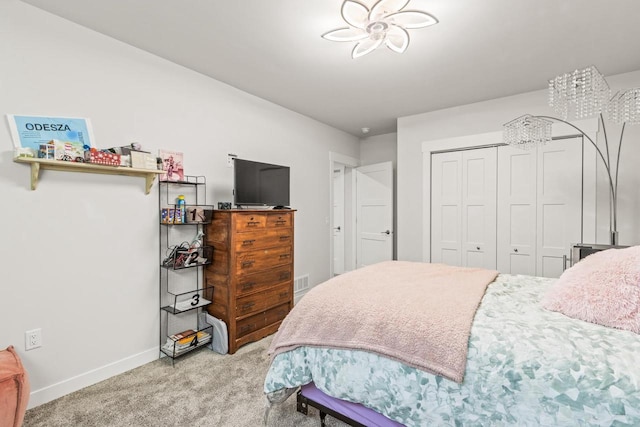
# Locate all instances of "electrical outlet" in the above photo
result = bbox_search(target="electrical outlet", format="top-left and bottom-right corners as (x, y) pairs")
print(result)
(25, 328), (42, 351)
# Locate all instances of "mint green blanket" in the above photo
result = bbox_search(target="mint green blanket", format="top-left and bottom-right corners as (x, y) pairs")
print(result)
(264, 274), (640, 426)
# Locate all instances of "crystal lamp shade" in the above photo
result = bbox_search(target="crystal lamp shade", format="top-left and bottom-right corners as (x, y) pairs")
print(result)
(609, 88), (640, 125)
(322, 0), (438, 59)
(503, 115), (553, 149)
(548, 65), (611, 120)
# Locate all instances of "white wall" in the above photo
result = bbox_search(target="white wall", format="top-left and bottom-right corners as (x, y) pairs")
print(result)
(397, 70), (640, 261)
(360, 132), (397, 169)
(0, 0), (360, 407)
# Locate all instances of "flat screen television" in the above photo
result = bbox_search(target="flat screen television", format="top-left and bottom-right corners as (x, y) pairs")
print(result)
(233, 158), (290, 208)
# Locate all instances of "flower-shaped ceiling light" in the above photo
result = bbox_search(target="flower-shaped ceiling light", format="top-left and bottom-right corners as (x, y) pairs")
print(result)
(322, 0), (438, 59)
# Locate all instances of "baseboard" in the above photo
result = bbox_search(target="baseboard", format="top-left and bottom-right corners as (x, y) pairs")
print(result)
(28, 346), (158, 409)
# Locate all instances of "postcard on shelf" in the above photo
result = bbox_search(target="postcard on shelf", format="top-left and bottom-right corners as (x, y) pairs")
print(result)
(158, 149), (184, 181)
(6, 115), (95, 157)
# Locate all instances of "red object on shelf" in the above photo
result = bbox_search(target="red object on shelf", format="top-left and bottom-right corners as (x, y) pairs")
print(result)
(84, 150), (121, 166)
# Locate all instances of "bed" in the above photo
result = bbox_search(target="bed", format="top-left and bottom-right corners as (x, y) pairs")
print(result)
(263, 250), (640, 426)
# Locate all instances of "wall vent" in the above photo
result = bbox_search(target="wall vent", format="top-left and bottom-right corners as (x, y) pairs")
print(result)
(294, 274), (309, 293)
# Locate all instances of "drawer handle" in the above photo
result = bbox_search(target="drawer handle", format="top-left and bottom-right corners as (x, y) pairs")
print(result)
(241, 282), (256, 290)
(279, 291), (288, 298)
(246, 221), (260, 226)
(242, 239), (256, 246)
(241, 302), (255, 311)
(275, 220), (286, 225)
(240, 324), (255, 333)
(279, 236), (290, 241)
(241, 260), (255, 268)
(279, 272), (290, 280)
(279, 254), (290, 259)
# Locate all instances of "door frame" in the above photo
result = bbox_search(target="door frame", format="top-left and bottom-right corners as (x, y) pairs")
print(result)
(421, 121), (598, 264)
(329, 152), (359, 277)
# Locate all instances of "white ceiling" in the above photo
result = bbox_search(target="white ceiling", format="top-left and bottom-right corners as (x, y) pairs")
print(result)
(20, 0), (640, 137)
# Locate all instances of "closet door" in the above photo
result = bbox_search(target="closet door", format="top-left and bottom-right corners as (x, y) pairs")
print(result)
(431, 152), (462, 266)
(431, 148), (497, 268)
(462, 148), (497, 269)
(536, 137), (583, 277)
(497, 139), (583, 277)
(497, 146), (537, 275)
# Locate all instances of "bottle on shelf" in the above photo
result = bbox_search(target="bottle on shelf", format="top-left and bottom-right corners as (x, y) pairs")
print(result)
(176, 194), (186, 224)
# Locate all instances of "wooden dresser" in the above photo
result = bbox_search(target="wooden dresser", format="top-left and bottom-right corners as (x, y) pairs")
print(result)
(204, 209), (294, 354)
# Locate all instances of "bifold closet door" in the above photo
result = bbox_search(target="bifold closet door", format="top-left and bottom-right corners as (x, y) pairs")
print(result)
(431, 148), (497, 269)
(497, 147), (537, 275)
(535, 138), (583, 277)
(431, 151), (462, 266)
(497, 138), (583, 277)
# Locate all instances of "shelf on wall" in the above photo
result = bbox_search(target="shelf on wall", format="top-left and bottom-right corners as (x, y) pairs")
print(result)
(13, 157), (165, 194)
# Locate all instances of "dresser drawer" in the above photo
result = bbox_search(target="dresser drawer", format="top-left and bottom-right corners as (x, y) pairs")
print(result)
(236, 265), (292, 296)
(266, 213), (292, 228)
(235, 302), (290, 340)
(235, 213), (266, 233)
(234, 228), (292, 252)
(236, 246), (292, 275)
(236, 311), (266, 338)
(264, 303), (289, 327)
(235, 283), (291, 318)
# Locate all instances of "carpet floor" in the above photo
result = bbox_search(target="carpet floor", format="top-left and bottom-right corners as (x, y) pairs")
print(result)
(23, 336), (350, 427)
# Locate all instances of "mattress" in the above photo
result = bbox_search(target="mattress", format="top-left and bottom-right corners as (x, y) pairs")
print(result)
(264, 274), (640, 426)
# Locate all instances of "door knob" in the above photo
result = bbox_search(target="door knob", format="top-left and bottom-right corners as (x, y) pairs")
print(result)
(333, 226), (341, 231)
(381, 230), (391, 235)
(514, 248), (519, 253)
(476, 246), (480, 250)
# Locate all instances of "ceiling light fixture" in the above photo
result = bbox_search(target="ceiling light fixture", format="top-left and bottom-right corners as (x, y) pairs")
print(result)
(322, 0), (438, 59)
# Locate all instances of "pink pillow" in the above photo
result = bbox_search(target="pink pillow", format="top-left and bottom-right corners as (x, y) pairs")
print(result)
(541, 246), (640, 334)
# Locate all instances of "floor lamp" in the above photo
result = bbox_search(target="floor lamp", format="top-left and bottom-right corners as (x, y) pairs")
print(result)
(503, 65), (639, 246)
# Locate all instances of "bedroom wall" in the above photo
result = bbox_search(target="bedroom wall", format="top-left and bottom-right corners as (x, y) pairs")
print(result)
(397, 69), (640, 261)
(360, 132), (397, 169)
(0, 0), (360, 407)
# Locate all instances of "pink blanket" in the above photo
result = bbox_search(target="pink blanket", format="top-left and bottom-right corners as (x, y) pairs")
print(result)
(268, 261), (498, 383)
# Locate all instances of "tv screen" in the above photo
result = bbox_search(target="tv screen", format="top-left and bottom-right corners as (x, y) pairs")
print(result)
(234, 159), (290, 207)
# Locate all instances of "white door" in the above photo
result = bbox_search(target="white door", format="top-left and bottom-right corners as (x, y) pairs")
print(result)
(462, 148), (497, 269)
(356, 161), (393, 268)
(431, 152), (462, 266)
(497, 146), (537, 275)
(431, 148), (497, 269)
(497, 139), (583, 278)
(536, 137), (583, 277)
(333, 166), (345, 275)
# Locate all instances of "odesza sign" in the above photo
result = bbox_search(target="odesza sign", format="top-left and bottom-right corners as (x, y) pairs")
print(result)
(23, 123), (72, 131)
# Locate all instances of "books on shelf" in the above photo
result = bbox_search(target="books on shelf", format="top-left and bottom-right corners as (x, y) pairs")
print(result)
(162, 330), (211, 356)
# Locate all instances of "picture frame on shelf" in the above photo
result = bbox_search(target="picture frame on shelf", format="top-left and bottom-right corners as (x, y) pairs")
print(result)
(158, 149), (184, 181)
(6, 114), (95, 158)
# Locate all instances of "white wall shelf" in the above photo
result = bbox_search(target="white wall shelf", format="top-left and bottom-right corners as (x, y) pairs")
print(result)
(14, 157), (164, 194)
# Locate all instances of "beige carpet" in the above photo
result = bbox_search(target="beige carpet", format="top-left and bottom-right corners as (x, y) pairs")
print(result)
(23, 336), (349, 427)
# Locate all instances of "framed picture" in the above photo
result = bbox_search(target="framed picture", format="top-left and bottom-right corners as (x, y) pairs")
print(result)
(158, 149), (184, 181)
(6, 115), (95, 157)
